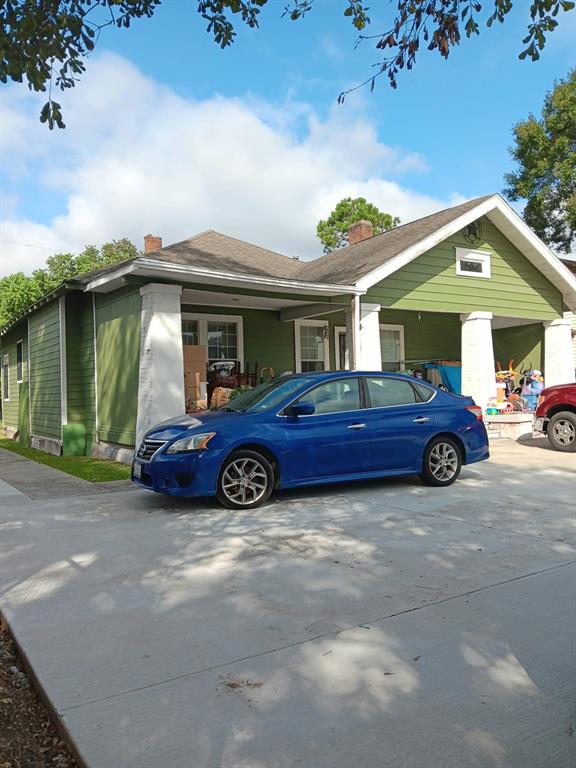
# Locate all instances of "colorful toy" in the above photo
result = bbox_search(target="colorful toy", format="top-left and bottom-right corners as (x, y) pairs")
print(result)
(521, 369), (544, 411)
(485, 397), (499, 416)
(495, 359), (518, 398)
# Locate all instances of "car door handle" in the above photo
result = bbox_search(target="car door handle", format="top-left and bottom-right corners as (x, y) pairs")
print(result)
(412, 416), (430, 423)
(347, 423), (367, 430)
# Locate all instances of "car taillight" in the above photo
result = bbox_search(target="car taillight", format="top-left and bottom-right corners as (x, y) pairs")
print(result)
(537, 394), (546, 408)
(465, 405), (483, 421)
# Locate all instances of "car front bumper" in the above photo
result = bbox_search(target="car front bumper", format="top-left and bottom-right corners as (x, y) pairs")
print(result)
(131, 448), (224, 497)
(534, 416), (547, 434)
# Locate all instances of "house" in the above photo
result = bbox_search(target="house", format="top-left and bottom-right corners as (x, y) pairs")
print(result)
(1, 193), (575, 459)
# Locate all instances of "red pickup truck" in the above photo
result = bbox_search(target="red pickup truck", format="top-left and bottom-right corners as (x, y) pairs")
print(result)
(534, 383), (576, 452)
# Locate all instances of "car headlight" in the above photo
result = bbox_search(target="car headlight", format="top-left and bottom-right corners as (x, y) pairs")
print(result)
(165, 432), (216, 454)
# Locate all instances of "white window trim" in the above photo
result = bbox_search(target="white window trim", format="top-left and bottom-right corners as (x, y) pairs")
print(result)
(294, 319), (330, 374)
(379, 324), (405, 370)
(16, 339), (24, 383)
(2, 353), (9, 401)
(455, 247), (491, 279)
(334, 325), (348, 371)
(181, 313), (244, 367)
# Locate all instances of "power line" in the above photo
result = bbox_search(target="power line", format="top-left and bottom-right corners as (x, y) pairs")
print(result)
(0, 239), (55, 250)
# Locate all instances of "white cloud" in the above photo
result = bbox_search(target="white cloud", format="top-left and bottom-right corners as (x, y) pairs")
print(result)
(0, 52), (462, 277)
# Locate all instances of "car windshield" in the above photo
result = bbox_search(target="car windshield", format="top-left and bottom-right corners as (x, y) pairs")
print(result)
(219, 377), (314, 413)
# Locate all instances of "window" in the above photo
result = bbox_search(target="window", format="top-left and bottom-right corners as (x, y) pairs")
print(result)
(16, 340), (23, 383)
(181, 314), (243, 367)
(366, 377), (417, 408)
(2, 354), (8, 401)
(455, 247), (491, 279)
(296, 378), (361, 415)
(295, 320), (329, 373)
(225, 377), (315, 413)
(379, 325), (405, 372)
(207, 320), (238, 363)
(413, 381), (435, 402)
(181, 319), (199, 346)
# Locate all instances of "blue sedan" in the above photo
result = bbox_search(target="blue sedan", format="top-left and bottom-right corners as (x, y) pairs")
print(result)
(132, 371), (489, 509)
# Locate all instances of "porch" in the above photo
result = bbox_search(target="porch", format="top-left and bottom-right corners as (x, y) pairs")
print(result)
(134, 282), (574, 443)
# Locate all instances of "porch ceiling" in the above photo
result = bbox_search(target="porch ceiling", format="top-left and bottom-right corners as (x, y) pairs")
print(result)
(180, 287), (324, 311)
(491, 316), (545, 329)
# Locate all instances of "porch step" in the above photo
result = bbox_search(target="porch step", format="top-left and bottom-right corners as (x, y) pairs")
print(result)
(486, 428), (502, 440)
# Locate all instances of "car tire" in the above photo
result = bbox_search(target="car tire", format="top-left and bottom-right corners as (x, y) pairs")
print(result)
(547, 411), (576, 452)
(420, 436), (462, 487)
(216, 449), (275, 509)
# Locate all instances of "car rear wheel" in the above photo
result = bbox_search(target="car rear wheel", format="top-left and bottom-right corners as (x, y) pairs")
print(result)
(216, 450), (275, 509)
(547, 412), (576, 452)
(420, 437), (462, 487)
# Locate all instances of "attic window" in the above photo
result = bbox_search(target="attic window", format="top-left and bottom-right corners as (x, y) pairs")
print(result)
(455, 247), (491, 279)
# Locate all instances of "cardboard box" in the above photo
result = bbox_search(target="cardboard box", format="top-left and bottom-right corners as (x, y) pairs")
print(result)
(183, 345), (207, 399)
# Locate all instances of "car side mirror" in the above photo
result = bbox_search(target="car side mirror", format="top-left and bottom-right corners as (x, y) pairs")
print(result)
(290, 402), (315, 416)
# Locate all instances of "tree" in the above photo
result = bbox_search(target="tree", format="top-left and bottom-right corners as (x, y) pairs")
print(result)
(505, 69), (576, 254)
(317, 197), (400, 253)
(1, 0), (573, 129)
(0, 238), (139, 329)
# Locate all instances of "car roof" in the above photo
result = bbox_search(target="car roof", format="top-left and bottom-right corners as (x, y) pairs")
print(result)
(283, 371), (422, 380)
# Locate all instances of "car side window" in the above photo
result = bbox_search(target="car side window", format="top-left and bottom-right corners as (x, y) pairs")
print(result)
(295, 378), (361, 415)
(365, 377), (417, 408)
(412, 381), (435, 402)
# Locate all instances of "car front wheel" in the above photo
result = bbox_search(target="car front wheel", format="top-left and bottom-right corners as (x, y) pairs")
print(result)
(547, 412), (576, 452)
(216, 449), (275, 509)
(420, 437), (462, 487)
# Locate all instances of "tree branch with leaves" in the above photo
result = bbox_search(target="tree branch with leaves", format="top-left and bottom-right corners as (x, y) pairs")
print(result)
(1, 0), (574, 129)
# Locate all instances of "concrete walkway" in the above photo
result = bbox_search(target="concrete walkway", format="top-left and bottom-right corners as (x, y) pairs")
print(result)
(0, 447), (133, 499)
(0, 440), (574, 768)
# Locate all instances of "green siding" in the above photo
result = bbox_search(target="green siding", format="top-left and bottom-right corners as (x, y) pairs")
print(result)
(380, 308), (461, 362)
(96, 287), (141, 446)
(29, 301), (62, 440)
(493, 324), (543, 375)
(367, 217), (563, 320)
(181, 305), (296, 374)
(66, 293), (96, 455)
(0, 322), (29, 437)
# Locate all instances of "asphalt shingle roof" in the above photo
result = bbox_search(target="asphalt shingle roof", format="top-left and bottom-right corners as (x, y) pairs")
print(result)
(73, 195), (495, 288)
(296, 195), (494, 284)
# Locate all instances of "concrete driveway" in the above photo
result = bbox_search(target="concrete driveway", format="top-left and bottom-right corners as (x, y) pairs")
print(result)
(0, 440), (574, 768)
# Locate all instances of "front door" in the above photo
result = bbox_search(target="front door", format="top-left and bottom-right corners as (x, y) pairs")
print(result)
(283, 377), (370, 481)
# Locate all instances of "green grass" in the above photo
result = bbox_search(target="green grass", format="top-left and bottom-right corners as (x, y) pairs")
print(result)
(0, 437), (131, 482)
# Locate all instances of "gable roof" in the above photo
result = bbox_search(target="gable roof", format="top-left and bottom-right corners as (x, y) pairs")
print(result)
(297, 195), (494, 284)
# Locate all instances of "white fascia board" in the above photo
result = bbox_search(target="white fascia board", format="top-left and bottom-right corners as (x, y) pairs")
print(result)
(84, 263), (138, 292)
(486, 198), (576, 310)
(137, 258), (362, 295)
(355, 194), (576, 312)
(84, 258), (363, 297)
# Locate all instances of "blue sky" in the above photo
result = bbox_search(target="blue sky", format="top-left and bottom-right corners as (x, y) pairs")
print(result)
(1, 1), (574, 276)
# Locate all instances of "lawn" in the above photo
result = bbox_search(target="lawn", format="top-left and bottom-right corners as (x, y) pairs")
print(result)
(0, 438), (131, 482)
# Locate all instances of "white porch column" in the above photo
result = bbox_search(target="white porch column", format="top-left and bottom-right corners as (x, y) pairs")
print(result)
(357, 302), (382, 370)
(136, 284), (185, 445)
(460, 311), (495, 412)
(544, 317), (575, 386)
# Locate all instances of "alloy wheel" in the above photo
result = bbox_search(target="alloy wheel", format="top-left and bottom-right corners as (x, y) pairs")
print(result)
(552, 419), (576, 447)
(221, 457), (269, 506)
(428, 442), (459, 482)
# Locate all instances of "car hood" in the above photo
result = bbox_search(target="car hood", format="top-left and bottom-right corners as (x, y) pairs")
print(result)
(543, 383), (576, 395)
(144, 410), (241, 441)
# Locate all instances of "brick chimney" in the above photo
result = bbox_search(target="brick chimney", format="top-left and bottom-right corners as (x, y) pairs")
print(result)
(144, 234), (162, 253)
(348, 220), (373, 246)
